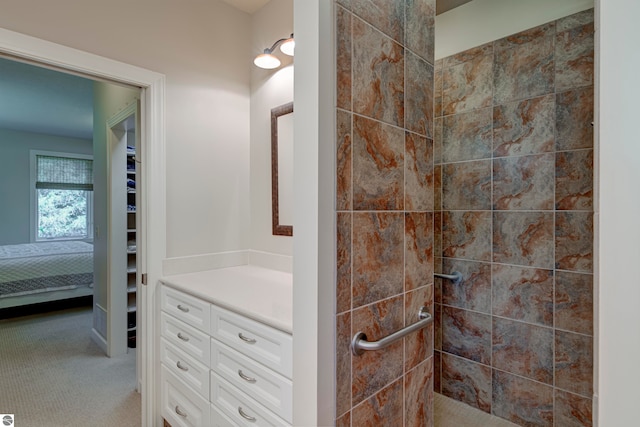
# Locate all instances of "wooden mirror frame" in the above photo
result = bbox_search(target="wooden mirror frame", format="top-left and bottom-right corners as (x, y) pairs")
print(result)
(271, 102), (293, 236)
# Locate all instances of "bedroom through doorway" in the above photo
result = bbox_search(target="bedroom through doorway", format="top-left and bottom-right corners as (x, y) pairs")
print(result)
(0, 55), (143, 425)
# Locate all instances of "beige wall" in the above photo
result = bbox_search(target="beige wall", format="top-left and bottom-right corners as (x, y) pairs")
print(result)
(435, 0), (594, 59)
(0, 0), (253, 259)
(250, 0), (294, 259)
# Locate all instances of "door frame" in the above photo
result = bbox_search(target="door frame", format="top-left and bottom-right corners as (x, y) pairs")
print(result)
(0, 27), (166, 426)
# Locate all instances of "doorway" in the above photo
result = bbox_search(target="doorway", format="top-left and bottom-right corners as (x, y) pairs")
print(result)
(0, 26), (166, 426)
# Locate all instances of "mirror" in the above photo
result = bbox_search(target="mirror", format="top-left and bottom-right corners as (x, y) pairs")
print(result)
(271, 102), (294, 236)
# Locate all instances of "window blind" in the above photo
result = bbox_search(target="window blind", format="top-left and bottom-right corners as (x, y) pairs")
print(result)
(36, 155), (93, 191)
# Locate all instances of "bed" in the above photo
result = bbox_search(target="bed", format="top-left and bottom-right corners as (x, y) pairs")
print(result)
(0, 241), (94, 309)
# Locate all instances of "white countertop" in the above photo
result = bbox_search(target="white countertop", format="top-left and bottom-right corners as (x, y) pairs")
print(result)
(160, 265), (293, 334)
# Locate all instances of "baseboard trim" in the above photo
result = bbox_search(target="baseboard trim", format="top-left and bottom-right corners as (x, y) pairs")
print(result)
(91, 327), (108, 354)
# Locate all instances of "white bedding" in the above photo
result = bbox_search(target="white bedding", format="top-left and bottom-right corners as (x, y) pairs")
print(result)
(0, 241), (93, 299)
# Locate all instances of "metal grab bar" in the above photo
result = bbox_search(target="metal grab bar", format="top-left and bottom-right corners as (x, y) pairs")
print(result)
(351, 306), (433, 356)
(434, 271), (463, 285)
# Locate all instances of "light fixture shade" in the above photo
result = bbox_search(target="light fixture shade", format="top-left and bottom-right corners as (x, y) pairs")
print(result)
(254, 53), (281, 69)
(280, 38), (295, 56)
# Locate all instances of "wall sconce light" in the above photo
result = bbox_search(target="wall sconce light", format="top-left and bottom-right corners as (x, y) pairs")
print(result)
(254, 34), (294, 69)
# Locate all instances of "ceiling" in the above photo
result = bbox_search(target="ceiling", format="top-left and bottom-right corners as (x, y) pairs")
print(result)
(0, 0), (473, 142)
(222, 0), (473, 15)
(0, 57), (93, 140)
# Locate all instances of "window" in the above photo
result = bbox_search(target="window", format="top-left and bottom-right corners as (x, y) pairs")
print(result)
(31, 151), (93, 241)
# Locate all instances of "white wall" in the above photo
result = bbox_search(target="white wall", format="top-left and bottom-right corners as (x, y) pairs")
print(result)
(0, 128), (92, 245)
(435, 0), (594, 59)
(250, 0), (294, 260)
(596, 0), (640, 424)
(0, 0), (252, 260)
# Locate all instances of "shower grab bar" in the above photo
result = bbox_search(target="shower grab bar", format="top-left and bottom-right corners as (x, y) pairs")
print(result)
(434, 271), (463, 285)
(351, 306), (433, 356)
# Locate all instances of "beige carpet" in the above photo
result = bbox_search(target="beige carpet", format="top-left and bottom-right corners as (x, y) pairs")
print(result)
(435, 393), (520, 427)
(0, 306), (140, 427)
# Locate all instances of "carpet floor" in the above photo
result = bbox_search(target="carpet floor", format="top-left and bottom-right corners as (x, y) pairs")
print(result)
(0, 306), (140, 427)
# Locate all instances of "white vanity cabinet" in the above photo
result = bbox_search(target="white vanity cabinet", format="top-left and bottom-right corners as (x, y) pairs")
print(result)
(159, 268), (292, 427)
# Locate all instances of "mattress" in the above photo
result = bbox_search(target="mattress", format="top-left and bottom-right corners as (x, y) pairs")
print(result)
(0, 241), (93, 299)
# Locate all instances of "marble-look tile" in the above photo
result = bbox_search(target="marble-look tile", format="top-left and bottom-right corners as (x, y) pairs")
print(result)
(352, 0), (404, 44)
(336, 110), (352, 210)
(494, 35), (554, 105)
(352, 17), (404, 126)
(405, 51), (434, 137)
(352, 212), (404, 308)
(405, 133), (434, 211)
(443, 160), (492, 211)
(556, 8), (594, 33)
(493, 94), (555, 157)
(434, 212), (442, 258)
(406, 0), (435, 64)
(336, 311), (352, 416)
(494, 22), (555, 51)
(336, 0), (352, 10)
(433, 117), (443, 164)
(492, 264), (553, 326)
(336, 6), (352, 111)
(556, 86), (594, 151)
(405, 285), (434, 371)
(555, 271), (593, 336)
(405, 358), (435, 427)
(441, 258), (491, 314)
(434, 69), (443, 118)
(442, 108), (493, 163)
(443, 42), (493, 68)
(556, 21), (594, 91)
(555, 330), (593, 397)
(556, 149), (593, 211)
(442, 53), (493, 115)
(434, 303), (442, 351)
(554, 389), (593, 427)
(442, 306), (491, 364)
(434, 164), (442, 211)
(337, 212), (352, 314)
(555, 211), (593, 272)
(336, 410), (351, 427)
(442, 211), (492, 262)
(351, 296), (404, 404)
(434, 351), (442, 393)
(492, 370), (553, 427)
(405, 212), (434, 292)
(352, 115), (404, 210)
(493, 212), (554, 269)
(352, 379), (403, 427)
(441, 352), (492, 413)
(492, 317), (553, 384)
(492, 153), (555, 211)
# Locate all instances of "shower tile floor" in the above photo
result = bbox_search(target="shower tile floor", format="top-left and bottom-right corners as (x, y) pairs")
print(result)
(435, 393), (520, 427)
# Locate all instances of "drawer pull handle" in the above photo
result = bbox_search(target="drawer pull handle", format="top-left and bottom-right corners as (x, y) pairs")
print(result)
(177, 361), (189, 372)
(238, 333), (256, 344)
(238, 407), (257, 422)
(177, 304), (190, 313)
(175, 405), (187, 418)
(177, 332), (190, 342)
(238, 369), (257, 383)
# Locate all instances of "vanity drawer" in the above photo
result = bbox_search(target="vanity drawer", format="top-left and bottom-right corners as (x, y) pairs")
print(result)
(161, 338), (210, 400)
(210, 304), (292, 379)
(161, 285), (211, 333)
(210, 372), (291, 427)
(161, 312), (210, 365)
(211, 339), (292, 423)
(161, 365), (210, 427)
(211, 404), (239, 427)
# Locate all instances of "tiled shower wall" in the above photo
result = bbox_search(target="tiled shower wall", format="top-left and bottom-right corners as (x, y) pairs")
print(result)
(433, 9), (594, 427)
(335, 0), (436, 425)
